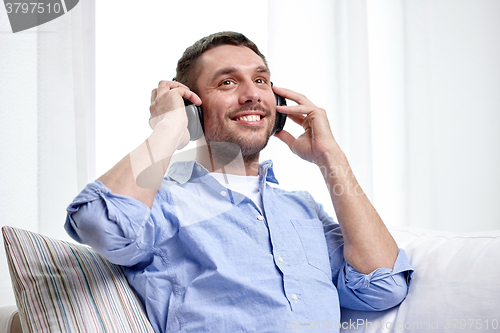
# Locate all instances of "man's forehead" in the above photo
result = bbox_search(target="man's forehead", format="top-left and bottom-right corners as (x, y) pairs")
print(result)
(198, 45), (268, 78)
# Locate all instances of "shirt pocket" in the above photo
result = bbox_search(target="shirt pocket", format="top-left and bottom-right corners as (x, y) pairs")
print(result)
(290, 219), (332, 279)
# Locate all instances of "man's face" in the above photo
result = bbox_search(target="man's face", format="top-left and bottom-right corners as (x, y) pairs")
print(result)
(195, 45), (276, 159)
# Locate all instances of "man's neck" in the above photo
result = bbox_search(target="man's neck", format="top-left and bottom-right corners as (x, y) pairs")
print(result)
(195, 141), (259, 176)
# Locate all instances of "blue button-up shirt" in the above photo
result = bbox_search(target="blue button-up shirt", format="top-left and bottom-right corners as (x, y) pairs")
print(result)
(65, 160), (413, 333)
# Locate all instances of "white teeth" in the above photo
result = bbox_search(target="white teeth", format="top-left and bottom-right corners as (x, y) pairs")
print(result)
(236, 115), (261, 122)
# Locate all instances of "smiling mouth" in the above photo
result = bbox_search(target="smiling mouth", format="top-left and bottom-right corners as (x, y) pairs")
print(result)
(233, 115), (263, 122)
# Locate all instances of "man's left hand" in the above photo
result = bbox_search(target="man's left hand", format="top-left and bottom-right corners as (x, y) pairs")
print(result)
(272, 86), (338, 165)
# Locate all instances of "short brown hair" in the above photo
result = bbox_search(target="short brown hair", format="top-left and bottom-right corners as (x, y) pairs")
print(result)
(175, 31), (268, 92)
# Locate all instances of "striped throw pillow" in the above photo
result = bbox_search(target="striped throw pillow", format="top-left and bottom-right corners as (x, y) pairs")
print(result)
(2, 226), (155, 333)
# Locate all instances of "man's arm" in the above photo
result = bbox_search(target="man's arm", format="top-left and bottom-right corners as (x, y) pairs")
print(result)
(273, 86), (398, 274)
(65, 81), (201, 265)
(98, 81), (201, 208)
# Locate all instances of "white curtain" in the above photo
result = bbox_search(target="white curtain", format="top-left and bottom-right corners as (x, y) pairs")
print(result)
(265, 0), (376, 224)
(367, 0), (500, 231)
(267, 0), (500, 232)
(0, 1), (95, 307)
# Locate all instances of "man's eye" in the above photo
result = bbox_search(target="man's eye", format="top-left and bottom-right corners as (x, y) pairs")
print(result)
(221, 80), (233, 86)
(255, 78), (264, 84)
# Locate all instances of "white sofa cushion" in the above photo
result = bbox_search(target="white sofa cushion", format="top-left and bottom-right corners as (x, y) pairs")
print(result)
(340, 227), (500, 332)
(0, 306), (22, 333)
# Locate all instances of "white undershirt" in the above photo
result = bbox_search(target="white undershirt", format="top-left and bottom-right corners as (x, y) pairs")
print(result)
(209, 172), (263, 212)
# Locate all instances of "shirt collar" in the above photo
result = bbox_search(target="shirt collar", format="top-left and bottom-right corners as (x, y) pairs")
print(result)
(166, 160), (279, 185)
(259, 160), (279, 184)
(166, 161), (206, 184)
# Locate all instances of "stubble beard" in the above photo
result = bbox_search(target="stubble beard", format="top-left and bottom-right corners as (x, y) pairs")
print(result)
(204, 106), (275, 168)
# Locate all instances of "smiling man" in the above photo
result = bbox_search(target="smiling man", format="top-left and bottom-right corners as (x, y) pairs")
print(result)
(65, 32), (413, 333)
(194, 45), (275, 163)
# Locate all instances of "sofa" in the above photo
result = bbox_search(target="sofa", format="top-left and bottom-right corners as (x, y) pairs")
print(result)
(1, 225), (499, 333)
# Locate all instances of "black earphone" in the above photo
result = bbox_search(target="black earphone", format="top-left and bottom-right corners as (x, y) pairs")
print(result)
(177, 79), (287, 141)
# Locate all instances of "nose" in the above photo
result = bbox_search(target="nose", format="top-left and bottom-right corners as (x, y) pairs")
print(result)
(238, 79), (261, 105)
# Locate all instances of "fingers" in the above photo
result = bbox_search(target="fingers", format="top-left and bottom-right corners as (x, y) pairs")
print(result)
(272, 86), (315, 107)
(150, 88), (157, 104)
(276, 104), (314, 115)
(177, 89), (202, 106)
(157, 80), (190, 94)
(274, 89), (328, 128)
(153, 81), (186, 104)
(274, 130), (296, 149)
(148, 80), (202, 131)
(153, 80), (202, 106)
(286, 113), (307, 127)
(152, 80), (186, 105)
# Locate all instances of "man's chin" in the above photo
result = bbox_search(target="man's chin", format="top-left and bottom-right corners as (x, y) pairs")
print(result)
(205, 124), (273, 161)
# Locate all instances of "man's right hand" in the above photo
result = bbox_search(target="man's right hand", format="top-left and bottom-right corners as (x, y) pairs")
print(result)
(149, 80), (202, 149)
(98, 81), (202, 207)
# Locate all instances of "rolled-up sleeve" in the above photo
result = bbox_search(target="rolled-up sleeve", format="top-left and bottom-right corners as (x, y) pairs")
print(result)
(336, 249), (413, 311)
(318, 202), (413, 311)
(64, 180), (155, 266)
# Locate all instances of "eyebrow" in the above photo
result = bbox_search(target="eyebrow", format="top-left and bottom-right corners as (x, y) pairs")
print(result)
(209, 65), (270, 83)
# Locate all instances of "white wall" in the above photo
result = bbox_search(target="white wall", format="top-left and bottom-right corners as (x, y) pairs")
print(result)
(0, 8), (39, 309)
(0, 1), (95, 307)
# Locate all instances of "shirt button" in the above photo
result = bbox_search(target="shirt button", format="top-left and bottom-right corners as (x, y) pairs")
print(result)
(197, 166), (202, 172)
(257, 215), (264, 221)
(220, 190), (227, 196)
(292, 294), (298, 301)
(278, 256), (284, 263)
